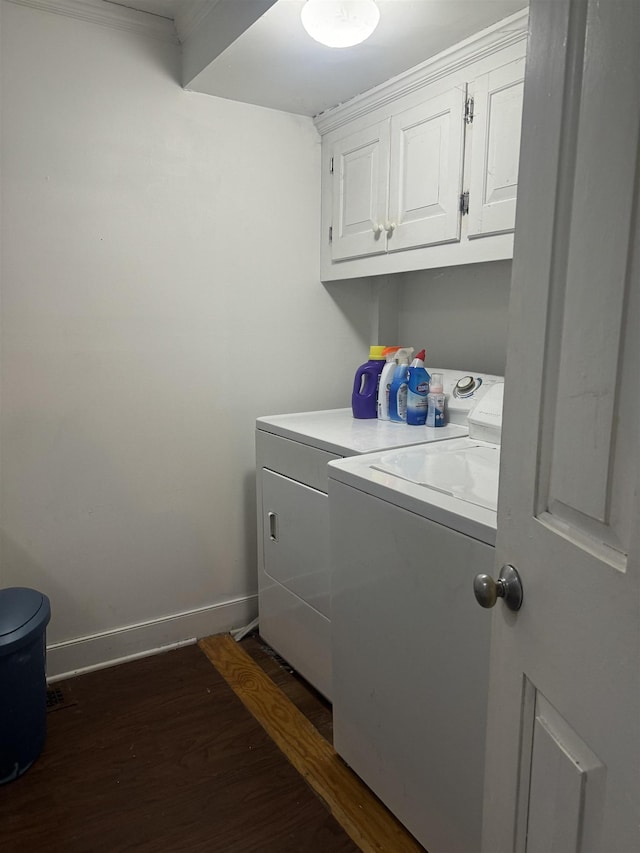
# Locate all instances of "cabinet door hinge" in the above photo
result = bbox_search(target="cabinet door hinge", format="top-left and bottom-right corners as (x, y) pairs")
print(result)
(460, 191), (470, 215)
(330, 156), (334, 174)
(329, 225), (333, 242)
(464, 96), (474, 124)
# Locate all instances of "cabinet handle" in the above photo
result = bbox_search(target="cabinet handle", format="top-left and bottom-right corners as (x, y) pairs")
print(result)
(268, 511), (278, 542)
(372, 222), (383, 236)
(385, 221), (396, 235)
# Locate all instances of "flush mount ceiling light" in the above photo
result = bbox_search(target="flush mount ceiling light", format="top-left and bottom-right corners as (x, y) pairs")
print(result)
(301, 0), (381, 49)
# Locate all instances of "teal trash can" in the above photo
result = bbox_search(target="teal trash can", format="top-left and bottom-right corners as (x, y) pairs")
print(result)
(0, 587), (51, 784)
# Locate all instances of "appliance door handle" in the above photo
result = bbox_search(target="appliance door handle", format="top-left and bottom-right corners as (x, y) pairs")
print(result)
(268, 511), (278, 542)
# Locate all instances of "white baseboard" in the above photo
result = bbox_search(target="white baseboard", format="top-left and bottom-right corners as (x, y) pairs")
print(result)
(46, 595), (258, 681)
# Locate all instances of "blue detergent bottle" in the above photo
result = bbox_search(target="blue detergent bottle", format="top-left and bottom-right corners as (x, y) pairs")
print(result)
(351, 346), (386, 419)
(406, 350), (431, 426)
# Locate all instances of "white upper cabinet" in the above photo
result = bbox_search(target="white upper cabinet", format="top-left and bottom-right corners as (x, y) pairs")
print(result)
(331, 88), (465, 262)
(330, 120), (390, 261)
(467, 56), (526, 238)
(316, 10), (528, 281)
(388, 88), (466, 253)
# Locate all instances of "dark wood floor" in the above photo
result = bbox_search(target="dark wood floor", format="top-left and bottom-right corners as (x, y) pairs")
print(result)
(0, 638), (358, 853)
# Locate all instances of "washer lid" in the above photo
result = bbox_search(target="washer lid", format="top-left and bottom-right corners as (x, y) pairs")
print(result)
(0, 587), (47, 637)
(371, 439), (500, 511)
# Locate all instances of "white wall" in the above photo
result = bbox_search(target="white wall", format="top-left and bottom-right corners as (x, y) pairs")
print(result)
(0, 0), (373, 675)
(396, 261), (512, 376)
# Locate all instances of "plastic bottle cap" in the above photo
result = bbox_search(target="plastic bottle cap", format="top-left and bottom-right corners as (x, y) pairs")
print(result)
(368, 346), (386, 360)
(382, 346), (402, 357)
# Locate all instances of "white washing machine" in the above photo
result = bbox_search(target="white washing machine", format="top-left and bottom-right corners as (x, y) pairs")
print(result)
(328, 383), (505, 853)
(256, 369), (502, 700)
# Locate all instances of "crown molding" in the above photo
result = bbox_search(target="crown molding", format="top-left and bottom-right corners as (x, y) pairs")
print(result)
(173, 0), (221, 44)
(314, 9), (528, 134)
(6, 0), (180, 45)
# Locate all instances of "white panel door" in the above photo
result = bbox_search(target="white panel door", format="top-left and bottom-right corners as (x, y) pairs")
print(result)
(467, 56), (525, 238)
(330, 120), (390, 261)
(482, 2), (640, 851)
(387, 87), (465, 252)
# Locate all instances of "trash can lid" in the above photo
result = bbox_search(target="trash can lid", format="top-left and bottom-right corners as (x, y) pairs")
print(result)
(0, 587), (49, 638)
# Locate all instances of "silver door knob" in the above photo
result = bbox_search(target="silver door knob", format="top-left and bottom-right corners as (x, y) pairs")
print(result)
(473, 564), (523, 611)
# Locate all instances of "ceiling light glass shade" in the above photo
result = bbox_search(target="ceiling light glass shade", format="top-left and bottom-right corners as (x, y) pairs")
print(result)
(301, 0), (380, 48)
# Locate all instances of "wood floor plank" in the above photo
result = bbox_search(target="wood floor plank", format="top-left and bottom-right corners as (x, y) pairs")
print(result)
(240, 635), (334, 743)
(0, 645), (358, 853)
(199, 634), (425, 853)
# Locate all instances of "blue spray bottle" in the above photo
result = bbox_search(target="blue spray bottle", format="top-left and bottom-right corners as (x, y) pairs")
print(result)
(388, 348), (413, 423)
(406, 350), (431, 426)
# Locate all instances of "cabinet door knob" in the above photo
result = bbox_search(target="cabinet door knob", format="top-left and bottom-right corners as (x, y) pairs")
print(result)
(372, 222), (384, 236)
(385, 221), (396, 235)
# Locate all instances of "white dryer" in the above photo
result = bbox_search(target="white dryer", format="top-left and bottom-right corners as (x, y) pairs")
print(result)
(328, 383), (505, 853)
(256, 369), (501, 700)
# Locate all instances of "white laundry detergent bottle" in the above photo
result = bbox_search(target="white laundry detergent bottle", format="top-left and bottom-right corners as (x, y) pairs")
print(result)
(377, 347), (402, 420)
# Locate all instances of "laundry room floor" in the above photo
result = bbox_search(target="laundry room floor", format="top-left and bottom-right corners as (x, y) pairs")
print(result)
(0, 634), (424, 853)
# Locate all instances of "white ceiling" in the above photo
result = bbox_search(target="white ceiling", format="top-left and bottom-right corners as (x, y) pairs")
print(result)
(109, 0), (528, 117)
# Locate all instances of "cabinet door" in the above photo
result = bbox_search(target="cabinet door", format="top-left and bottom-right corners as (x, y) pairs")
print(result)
(467, 56), (525, 238)
(330, 120), (390, 261)
(387, 87), (466, 252)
